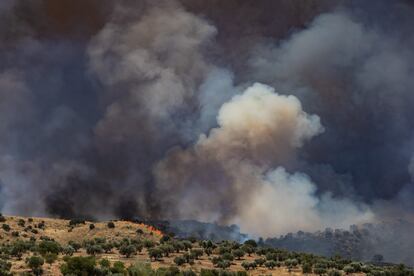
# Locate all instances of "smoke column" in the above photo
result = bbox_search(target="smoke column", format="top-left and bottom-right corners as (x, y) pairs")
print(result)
(0, 0), (414, 257)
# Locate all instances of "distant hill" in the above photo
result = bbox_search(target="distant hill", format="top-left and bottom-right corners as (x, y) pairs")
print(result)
(264, 220), (414, 266)
(132, 218), (414, 266)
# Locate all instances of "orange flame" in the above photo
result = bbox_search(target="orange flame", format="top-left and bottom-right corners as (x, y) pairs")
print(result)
(137, 223), (163, 237)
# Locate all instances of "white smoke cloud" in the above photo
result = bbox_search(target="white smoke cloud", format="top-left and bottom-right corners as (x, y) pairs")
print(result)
(235, 167), (373, 237)
(156, 82), (373, 237)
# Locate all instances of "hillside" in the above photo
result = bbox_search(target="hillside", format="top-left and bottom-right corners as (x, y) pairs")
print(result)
(0, 215), (412, 275)
(264, 221), (414, 266)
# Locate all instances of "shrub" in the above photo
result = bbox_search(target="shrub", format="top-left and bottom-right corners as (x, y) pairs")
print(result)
(127, 262), (154, 275)
(200, 269), (219, 276)
(221, 252), (234, 261)
(107, 222), (115, 228)
(182, 270), (197, 276)
(143, 239), (155, 249)
(2, 224), (10, 232)
(212, 256), (222, 266)
(27, 256), (44, 276)
(17, 219), (25, 227)
(244, 239), (257, 248)
(182, 240), (193, 250)
(361, 265), (373, 273)
(265, 260), (277, 269)
(0, 259), (12, 275)
(38, 240), (61, 255)
(160, 244), (174, 257)
(0, 214), (6, 223)
(285, 258), (299, 268)
(111, 261), (126, 274)
(99, 258), (110, 268)
(232, 249), (245, 260)
(62, 246), (75, 256)
(265, 252), (276, 261)
(102, 242), (114, 253)
(343, 265), (354, 274)
(11, 231), (19, 237)
(44, 253), (58, 265)
(60, 256), (96, 275)
(254, 258), (266, 267)
(241, 245), (254, 256)
(205, 248), (213, 256)
(242, 261), (256, 270)
(350, 262), (362, 273)
(328, 269), (342, 276)
(89, 224), (95, 230)
(201, 240), (214, 249)
(190, 248), (204, 259)
(174, 256), (186, 266)
(149, 247), (163, 261)
(69, 219), (85, 226)
(217, 260), (231, 269)
(219, 246), (231, 255)
(314, 267), (327, 275)
(160, 235), (171, 243)
(302, 262), (313, 274)
(86, 245), (103, 255)
(188, 236), (197, 243)
(94, 238), (106, 246)
(119, 244), (136, 258)
(9, 240), (32, 258)
(68, 241), (81, 252)
(37, 221), (46, 230)
(135, 242), (143, 253)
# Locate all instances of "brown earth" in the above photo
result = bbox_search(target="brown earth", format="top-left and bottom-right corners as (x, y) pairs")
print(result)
(0, 216), (356, 275)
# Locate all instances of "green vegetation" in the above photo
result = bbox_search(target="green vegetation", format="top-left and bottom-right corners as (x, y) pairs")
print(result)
(60, 256), (96, 275)
(0, 259), (12, 276)
(69, 218), (86, 226)
(107, 222), (115, 228)
(26, 255), (44, 276)
(1, 216), (413, 276)
(2, 224), (10, 232)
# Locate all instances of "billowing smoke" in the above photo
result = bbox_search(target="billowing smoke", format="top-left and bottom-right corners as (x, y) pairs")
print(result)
(0, 0), (414, 258)
(249, 4), (414, 203)
(155, 83), (372, 237)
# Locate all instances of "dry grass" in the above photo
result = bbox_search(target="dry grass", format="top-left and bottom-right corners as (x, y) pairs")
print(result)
(0, 215), (318, 275)
(0, 216), (161, 245)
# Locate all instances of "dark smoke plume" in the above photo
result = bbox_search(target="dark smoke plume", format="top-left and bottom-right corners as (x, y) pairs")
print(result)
(1, 0), (414, 263)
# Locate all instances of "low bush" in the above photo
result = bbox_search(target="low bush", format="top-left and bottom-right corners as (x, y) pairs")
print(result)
(69, 219), (85, 226)
(107, 222), (115, 228)
(26, 256), (44, 276)
(60, 256), (96, 275)
(2, 224), (10, 232)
